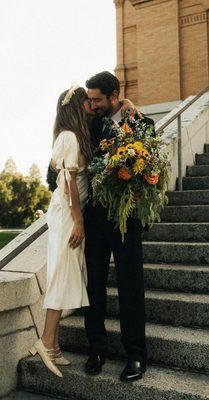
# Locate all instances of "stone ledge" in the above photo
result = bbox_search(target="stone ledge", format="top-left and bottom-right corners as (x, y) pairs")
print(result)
(0, 215), (47, 270)
(0, 328), (37, 397)
(0, 272), (40, 312)
(3, 231), (48, 294)
(0, 307), (33, 336)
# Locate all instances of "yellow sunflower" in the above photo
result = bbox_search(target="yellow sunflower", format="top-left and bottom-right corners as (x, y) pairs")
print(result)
(126, 143), (135, 150)
(133, 158), (145, 175)
(111, 153), (120, 162)
(117, 146), (128, 157)
(141, 148), (150, 158)
(128, 141), (144, 155)
(134, 141), (143, 150)
(100, 139), (108, 151)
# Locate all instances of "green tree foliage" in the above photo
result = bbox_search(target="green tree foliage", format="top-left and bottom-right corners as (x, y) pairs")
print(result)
(2, 157), (17, 174)
(0, 159), (51, 228)
(29, 163), (42, 180)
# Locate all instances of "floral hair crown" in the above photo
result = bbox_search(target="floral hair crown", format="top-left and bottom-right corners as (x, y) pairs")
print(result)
(61, 84), (80, 106)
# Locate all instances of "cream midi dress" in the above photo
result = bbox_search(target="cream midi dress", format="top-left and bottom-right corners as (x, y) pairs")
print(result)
(43, 130), (89, 310)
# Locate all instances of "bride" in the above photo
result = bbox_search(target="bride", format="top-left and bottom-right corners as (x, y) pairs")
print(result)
(30, 86), (93, 377)
(29, 84), (137, 378)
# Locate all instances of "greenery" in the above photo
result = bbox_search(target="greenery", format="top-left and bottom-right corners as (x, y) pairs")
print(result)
(0, 231), (21, 249)
(0, 158), (51, 228)
(89, 110), (170, 241)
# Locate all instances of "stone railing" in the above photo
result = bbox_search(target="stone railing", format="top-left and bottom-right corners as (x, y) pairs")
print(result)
(155, 91), (209, 190)
(0, 216), (48, 397)
(0, 92), (209, 397)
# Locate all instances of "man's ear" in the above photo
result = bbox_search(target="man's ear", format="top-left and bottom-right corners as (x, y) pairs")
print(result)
(110, 90), (119, 101)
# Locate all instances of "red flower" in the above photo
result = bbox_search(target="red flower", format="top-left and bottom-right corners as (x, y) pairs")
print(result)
(118, 167), (132, 180)
(144, 174), (159, 185)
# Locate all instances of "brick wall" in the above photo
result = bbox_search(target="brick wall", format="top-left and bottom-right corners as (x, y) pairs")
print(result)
(115, 0), (209, 105)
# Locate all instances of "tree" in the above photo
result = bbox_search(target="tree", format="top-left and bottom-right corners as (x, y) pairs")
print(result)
(2, 157), (17, 175)
(0, 169), (51, 228)
(29, 163), (42, 180)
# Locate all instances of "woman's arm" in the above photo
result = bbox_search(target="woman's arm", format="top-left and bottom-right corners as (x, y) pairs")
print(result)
(68, 172), (85, 249)
(121, 99), (143, 118)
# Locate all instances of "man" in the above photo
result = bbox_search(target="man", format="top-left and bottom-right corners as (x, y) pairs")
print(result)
(84, 71), (155, 382)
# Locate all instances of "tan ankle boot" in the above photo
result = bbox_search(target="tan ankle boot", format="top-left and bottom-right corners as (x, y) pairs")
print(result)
(29, 339), (63, 378)
(54, 345), (71, 366)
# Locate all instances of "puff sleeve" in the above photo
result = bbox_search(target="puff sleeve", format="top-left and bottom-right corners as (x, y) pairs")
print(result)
(52, 131), (80, 206)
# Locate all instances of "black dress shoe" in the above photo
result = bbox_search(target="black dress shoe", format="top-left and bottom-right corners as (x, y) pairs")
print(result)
(120, 360), (146, 382)
(85, 354), (106, 375)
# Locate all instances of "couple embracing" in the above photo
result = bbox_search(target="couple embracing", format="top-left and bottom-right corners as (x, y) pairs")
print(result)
(30, 71), (154, 383)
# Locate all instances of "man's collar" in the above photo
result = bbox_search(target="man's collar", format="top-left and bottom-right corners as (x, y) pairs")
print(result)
(110, 106), (122, 123)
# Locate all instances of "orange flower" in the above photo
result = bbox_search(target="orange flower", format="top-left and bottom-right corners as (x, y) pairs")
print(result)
(144, 174), (159, 185)
(118, 167), (132, 180)
(121, 123), (133, 135)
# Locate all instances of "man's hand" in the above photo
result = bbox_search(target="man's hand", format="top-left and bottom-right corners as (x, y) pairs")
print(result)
(69, 219), (85, 249)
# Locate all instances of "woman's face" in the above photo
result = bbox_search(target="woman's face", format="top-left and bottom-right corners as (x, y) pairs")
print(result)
(83, 97), (95, 116)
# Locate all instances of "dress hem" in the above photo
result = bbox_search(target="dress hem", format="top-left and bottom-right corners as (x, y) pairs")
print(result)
(43, 302), (90, 311)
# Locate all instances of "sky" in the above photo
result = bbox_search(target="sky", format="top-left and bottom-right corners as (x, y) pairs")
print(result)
(0, 0), (116, 182)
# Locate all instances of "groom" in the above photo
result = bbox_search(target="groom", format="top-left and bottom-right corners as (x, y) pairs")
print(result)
(84, 71), (154, 382)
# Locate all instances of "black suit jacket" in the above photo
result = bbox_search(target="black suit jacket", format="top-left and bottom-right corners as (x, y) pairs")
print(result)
(90, 113), (155, 150)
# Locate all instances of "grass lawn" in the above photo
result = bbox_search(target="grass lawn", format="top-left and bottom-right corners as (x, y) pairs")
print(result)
(0, 231), (22, 250)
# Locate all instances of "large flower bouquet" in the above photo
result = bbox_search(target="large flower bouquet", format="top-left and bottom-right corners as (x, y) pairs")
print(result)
(88, 110), (170, 240)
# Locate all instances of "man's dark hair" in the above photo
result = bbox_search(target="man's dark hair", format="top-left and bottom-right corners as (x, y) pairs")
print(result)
(86, 71), (120, 98)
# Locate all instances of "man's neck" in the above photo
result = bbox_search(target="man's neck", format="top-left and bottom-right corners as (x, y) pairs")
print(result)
(109, 102), (121, 118)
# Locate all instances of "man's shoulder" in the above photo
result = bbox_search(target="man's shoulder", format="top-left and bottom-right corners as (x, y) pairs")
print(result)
(142, 115), (155, 126)
(133, 112), (154, 126)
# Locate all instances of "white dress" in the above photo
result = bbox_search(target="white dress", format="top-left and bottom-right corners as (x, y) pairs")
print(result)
(43, 130), (89, 310)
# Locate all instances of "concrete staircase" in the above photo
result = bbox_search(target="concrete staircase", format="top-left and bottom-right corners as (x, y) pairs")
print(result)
(18, 145), (209, 399)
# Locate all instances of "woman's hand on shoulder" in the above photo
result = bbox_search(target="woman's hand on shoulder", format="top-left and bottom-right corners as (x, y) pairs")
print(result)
(121, 99), (143, 119)
(69, 218), (85, 249)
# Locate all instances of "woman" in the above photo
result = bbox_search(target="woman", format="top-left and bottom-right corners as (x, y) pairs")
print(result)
(29, 85), (137, 378)
(30, 86), (93, 378)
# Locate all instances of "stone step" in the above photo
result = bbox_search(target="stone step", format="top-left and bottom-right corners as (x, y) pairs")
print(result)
(19, 352), (209, 400)
(161, 205), (209, 222)
(143, 242), (209, 264)
(58, 316), (209, 372)
(196, 153), (209, 165)
(143, 222), (209, 242)
(2, 392), (54, 400)
(105, 288), (209, 328)
(204, 144), (209, 153)
(108, 264), (209, 294)
(182, 176), (209, 190)
(167, 190), (209, 205)
(187, 165), (209, 177)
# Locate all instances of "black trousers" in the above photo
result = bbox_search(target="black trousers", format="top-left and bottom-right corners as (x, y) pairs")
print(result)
(84, 204), (147, 364)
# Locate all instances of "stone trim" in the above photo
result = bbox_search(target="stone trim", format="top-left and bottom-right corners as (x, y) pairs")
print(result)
(180, 12), (207, 27)
(115, 63), (126, 71)
(129, 0), (151, 5)
(129, 0), (168, 8)
(126, 79), (138, 87)
(0, 215), (47, 270)
(124, 25), (136, 34)
(114, 0), (124, 7)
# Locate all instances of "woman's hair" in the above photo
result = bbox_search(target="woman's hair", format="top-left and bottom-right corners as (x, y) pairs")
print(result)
(53, 87), (92, 164)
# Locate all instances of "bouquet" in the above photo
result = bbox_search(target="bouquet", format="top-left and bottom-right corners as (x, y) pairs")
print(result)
(88, 110), (170, 241)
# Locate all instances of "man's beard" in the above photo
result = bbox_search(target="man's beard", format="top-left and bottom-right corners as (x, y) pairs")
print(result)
(95, 104), (114, 118)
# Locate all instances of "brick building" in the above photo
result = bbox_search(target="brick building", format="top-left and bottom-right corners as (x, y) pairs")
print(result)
(114, 0), (209, 114)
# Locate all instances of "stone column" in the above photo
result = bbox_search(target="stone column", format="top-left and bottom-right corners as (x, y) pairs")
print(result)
(129, 0), (181, 105)
(114, 0), (126, 98)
